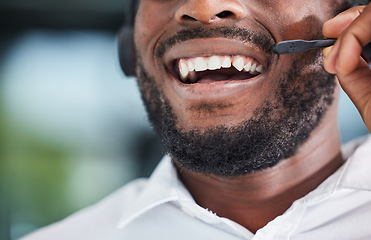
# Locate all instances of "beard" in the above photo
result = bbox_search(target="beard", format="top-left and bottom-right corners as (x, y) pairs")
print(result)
(135, 27), (336, 176)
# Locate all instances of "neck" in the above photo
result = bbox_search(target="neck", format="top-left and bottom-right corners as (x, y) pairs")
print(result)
(175, 102), (343, 233)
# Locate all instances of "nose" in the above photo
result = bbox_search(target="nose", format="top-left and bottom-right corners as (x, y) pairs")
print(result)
(175, 0), (246, 24)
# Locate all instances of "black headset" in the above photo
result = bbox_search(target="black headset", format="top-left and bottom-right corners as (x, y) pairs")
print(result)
(118, 0), (370, 77)
(118, 0), (139, 76)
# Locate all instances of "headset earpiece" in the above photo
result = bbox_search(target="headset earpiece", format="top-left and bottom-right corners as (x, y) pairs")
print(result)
(118, 0), (138, 77)
(118, 26), (135, 76)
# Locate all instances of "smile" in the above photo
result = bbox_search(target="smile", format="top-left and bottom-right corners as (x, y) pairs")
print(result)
(162, 38), (272, 100)
(175, 55), (264, 84)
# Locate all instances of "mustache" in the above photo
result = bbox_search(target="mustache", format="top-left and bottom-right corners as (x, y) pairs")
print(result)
(154, 26), (275, 59)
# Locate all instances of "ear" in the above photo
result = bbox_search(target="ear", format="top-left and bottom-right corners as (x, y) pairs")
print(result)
(118, 25), (136, 76)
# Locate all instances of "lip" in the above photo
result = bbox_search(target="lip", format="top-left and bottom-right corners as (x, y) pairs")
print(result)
(162, 38), (273, 100)
(164, 38), (271, 71)
(168, 72), (266, 100)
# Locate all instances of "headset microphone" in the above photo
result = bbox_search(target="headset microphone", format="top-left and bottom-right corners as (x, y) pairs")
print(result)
(273, 0), (370, 60)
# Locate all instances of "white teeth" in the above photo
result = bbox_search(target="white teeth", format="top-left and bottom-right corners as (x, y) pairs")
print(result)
(232, 57), (244, 71)
(194, 57), (207, 71)
(178, 55), (264, 82)
(179, 61), (189, 80)
(243, 61), (251, 72)
(208, 56), (222, 70)
(221, 56), (232, 68)
(250, 63), (256, 73)
(256, 64), (263, 73)
(188, 61), (195, 71)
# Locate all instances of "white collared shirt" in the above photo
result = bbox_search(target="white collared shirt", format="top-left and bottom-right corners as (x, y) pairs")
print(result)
(22, 135), (371, 240)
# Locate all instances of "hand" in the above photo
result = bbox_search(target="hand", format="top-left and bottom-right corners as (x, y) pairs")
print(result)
(323, 3), (371, 133)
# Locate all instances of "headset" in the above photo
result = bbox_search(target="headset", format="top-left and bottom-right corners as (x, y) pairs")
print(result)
(118, 0), (370, 77)
(118, 0), (139, 76)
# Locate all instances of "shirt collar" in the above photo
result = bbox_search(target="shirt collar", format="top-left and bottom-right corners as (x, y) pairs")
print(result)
(297, 134), (371, 205)
(117, 135), (371, 229)
(117, 155), (195, 229)
(338, 134), (371, 191)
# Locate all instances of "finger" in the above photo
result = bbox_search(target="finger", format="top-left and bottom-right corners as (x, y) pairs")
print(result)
(323, 5), (366, 38)
(323, 40), (341, 74)
(336, 33), (369, 75)
(336, 65), (371, 133)
(325, 36), (369, 75)
(335, 4), (371, 74)
(323, 4), (371, 74)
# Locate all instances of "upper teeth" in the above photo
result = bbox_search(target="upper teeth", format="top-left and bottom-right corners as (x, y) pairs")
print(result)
(178, 55), (264, 81)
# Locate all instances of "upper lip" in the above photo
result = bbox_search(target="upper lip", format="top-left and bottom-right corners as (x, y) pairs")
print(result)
(163, 38), (272, 75)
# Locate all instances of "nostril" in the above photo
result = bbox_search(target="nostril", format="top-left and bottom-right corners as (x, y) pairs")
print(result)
(182, 15), (197, 21)
(216, 11), (234, 18)
(176, 3), (245, 24)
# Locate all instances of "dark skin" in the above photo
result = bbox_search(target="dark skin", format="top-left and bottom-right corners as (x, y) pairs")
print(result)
(134, 0), (371, 233)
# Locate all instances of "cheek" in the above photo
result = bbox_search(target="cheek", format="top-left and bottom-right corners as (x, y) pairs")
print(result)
(281, 15), (326, 40)
(261, 0), (327, 40)
(134, 1), (176, 58)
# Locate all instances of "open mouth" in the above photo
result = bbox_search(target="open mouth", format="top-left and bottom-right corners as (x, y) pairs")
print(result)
(172, 55), (264, 84)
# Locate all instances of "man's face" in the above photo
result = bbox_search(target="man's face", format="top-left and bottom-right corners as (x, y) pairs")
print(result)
(133, 0), (344, 175)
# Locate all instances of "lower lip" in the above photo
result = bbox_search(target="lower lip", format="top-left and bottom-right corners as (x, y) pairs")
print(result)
(169, 73), (264, 101)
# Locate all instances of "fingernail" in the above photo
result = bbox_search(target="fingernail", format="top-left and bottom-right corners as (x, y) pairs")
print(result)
(323, 46), (333, 57)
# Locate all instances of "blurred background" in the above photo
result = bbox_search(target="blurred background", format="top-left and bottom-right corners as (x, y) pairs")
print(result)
(0, 0), (164, 239)
(0, 0), (369, 239)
